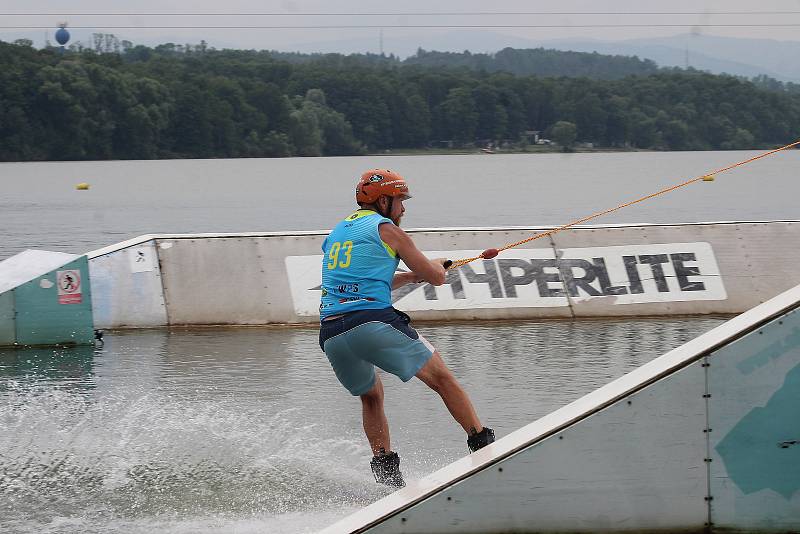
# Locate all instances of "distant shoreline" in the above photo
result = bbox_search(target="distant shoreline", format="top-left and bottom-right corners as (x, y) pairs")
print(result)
(370, 146), (653, 156)
(3, 145), (792, 165)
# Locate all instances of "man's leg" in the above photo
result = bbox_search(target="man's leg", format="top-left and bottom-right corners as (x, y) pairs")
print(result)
(361, 374), (405, 488)
(360, 373), (390, 454)
(416, 351), (495, 452)
(415, 351), (482, 434)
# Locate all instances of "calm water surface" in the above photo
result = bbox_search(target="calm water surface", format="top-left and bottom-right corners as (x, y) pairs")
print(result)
(1, 150), (798, 259)
(0, 318), (725, 534)
(0, 151), (792, 533)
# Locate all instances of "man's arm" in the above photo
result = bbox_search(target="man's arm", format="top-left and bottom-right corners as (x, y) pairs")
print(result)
(379, 223), (447, 286)
(392, 271), (421, 289)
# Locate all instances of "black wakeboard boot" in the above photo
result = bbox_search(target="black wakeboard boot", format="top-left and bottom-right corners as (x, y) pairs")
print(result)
(370, 451), (406, 488)
(467, 427), (496, 453)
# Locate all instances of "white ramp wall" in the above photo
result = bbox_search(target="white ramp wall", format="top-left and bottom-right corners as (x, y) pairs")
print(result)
(321, 283), (800, 534)
(89, 238), (167, 328)
(87, 221), (800, 328)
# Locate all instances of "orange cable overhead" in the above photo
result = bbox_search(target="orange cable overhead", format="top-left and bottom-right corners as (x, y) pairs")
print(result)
(447, 139), (800, 269)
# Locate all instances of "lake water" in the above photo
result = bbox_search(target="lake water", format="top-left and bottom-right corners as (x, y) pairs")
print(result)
(0, 150), (797, 533)
(1, 318), (726, 534)
(1, 150), (798, 260)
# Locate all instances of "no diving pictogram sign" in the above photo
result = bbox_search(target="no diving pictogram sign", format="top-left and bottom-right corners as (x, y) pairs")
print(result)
(57, 270), (82, 304)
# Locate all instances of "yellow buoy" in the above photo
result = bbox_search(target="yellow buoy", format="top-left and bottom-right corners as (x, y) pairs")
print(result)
(76, 182), (90, 190)
(702, 174), (715, 182)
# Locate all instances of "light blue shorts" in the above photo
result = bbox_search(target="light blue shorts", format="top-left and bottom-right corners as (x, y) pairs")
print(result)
(319, 308), (435, 396)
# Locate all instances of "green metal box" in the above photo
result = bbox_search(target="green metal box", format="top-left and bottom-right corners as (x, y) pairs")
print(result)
(0, 291), (14, 345)
(0, 250), (94, 347)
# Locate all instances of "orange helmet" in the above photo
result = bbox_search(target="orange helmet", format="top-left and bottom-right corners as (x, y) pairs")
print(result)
(356, 169), (411, 204)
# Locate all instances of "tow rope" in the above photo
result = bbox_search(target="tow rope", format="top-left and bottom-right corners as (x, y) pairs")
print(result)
(446, 139), (800, 270)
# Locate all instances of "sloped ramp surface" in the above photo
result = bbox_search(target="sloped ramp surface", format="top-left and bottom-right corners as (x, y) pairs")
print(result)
(321, 284), (800, 533)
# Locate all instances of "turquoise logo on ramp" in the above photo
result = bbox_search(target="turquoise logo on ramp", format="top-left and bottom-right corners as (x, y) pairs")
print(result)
(715, 362), (800, 500)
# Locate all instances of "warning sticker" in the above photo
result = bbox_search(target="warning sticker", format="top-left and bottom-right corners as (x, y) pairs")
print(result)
(129, 247), (155, 273)
(57, 270), (82, 304)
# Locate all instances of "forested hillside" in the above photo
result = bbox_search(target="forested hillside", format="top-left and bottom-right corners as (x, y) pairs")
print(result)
(1, 40), (799, 161)
(404, 48), (662, 79)
(269, 47), (662, 80)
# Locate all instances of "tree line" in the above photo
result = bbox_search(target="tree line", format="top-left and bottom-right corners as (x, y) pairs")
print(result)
(268, 47), (663, 80)
(1, 39), (799, 161)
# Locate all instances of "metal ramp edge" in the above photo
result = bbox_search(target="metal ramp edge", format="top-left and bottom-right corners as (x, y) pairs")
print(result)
(320, 282), (800, 534)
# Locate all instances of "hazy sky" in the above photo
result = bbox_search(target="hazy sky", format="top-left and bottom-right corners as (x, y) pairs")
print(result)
(2, 0), (800, 54)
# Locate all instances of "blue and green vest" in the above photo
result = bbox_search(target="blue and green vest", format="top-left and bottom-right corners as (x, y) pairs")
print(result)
(320, 209), (399, 319)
